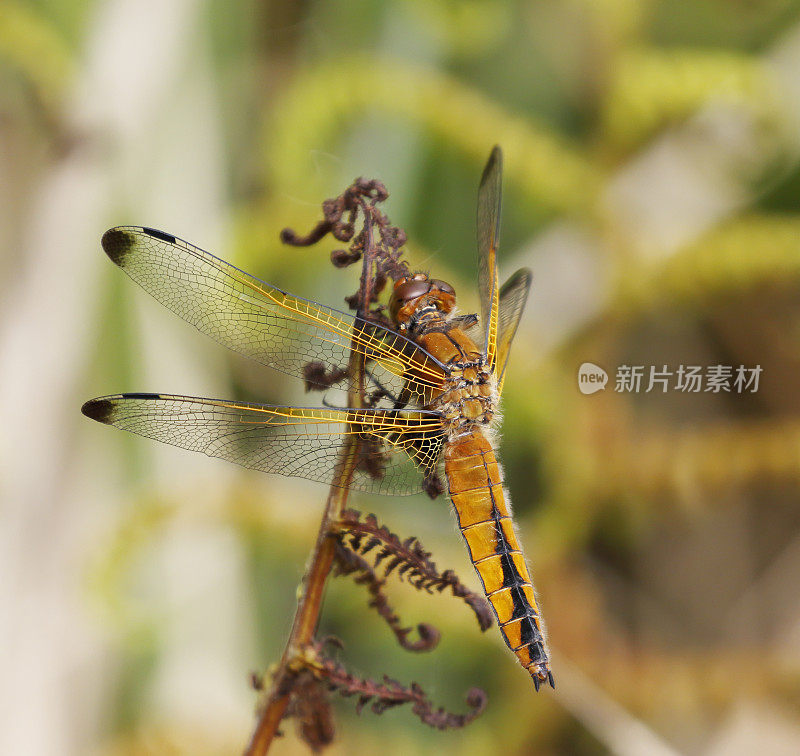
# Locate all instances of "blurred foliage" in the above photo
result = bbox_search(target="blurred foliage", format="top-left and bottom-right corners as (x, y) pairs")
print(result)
(613, 215), (800, 310)
(601, 48), (777, 154)
(7, 0), (800, 753)
(0, 1), (73, 112)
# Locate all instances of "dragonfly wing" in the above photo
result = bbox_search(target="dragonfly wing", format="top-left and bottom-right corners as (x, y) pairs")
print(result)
(496, 268), (532, 394)
(101, 227), (447, 406)
(82, 393), (446, 496)
(477, 146), (503, 372)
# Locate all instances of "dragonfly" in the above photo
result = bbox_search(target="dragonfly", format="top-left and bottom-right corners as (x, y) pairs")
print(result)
(82, 147), (554, 690)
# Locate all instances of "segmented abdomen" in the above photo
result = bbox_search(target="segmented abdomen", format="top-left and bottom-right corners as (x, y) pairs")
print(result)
(444, 430), (552, 688)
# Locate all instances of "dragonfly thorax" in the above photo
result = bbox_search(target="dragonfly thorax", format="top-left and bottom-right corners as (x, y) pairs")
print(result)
(412, 324), (497, 437)
(434, 363), (495, 436)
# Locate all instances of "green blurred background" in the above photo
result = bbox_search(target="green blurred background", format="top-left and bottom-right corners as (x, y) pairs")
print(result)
(3, 0), (800, 753)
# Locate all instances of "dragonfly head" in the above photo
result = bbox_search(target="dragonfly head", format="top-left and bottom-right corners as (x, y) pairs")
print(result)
(390, 273), (456, 328)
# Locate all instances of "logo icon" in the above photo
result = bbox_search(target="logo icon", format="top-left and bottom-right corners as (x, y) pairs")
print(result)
(578, 362), (608, 394)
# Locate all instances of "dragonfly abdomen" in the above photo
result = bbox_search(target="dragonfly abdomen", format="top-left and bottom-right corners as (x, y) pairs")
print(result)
(444, 431), (553, 689)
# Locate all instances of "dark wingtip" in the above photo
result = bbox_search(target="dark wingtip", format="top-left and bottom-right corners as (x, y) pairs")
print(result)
(507, 267), (533, 287)
(481, 145), (503, 184)
(533, 676), (541, 692)
(101, 228), (134, 265)
(81, 398), (115, 424)
(548, 671), (555, 689)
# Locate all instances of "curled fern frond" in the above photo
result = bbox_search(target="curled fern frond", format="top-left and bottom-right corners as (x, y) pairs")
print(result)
(333, 540), (440, 652)
(311, 642), (487, 729)
(280, 175), (410, 287)
(337, 509), (494, 631)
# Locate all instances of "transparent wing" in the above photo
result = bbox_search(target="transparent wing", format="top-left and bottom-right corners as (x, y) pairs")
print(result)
(82, 393), (446, 496)
(477, 146), (503, 372)
(496, 268), (532, 393)
(101, 227), (447, 406)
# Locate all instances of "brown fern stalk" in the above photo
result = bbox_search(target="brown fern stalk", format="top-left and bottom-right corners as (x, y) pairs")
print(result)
(245, 178), (489, 753)
(245, 446), (359, 754)
(245, 190), (379, 755)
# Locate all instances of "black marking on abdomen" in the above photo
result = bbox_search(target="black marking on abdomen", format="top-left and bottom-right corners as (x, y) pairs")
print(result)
(481, 452), (547, 663)
(451, 438), (551, 678)
(482, 454), (539, 630)
(494, 523), (538, 630)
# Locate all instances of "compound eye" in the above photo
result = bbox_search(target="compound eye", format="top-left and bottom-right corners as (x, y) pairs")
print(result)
(395, 279), (431, 301)
(432, 279), (455, 295)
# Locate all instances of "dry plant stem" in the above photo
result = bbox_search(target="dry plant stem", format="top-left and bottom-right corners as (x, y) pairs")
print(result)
(245, 449), (358, 755)
(245, 202), (375, 756)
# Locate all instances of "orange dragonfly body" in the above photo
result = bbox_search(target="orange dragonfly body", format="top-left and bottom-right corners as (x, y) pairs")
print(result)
(82, 147), (554, 689)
